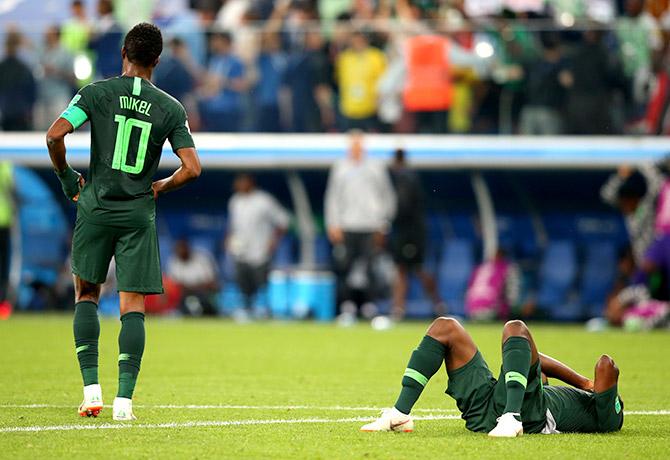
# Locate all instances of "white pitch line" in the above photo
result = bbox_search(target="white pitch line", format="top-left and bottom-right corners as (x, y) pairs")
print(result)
(0, 414), (460, 434)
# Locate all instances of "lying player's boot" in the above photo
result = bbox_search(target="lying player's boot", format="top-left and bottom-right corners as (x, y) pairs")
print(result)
(78, 383), (103, 417)
(360, 408), (414, 432)
(112, 397), (137, 421)
(488, 412), (523, 438)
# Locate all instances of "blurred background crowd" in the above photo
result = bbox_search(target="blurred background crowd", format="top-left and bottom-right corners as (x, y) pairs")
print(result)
(2, 0), (670, 135)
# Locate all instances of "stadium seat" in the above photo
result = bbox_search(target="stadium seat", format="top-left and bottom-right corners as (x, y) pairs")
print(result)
(437, 239), (474, 317)
(537, 240), (579, 320)
(580, 241), (617, 318)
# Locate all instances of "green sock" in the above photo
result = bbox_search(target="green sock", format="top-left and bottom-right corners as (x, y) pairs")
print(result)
(502, 336), (531, 415)
(73, 301), (99, 386)
(394, 335), (446, 414)
(117, 312), (145, 399)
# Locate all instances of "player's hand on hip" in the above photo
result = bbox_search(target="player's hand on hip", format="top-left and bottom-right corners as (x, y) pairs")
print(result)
(151, 181), (161, 200)
(56, 165), (84, 202)
(72, 175), (85, 203)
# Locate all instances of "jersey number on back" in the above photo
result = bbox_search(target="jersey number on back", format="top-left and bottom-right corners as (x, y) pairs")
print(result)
(112, 115), (152, 174)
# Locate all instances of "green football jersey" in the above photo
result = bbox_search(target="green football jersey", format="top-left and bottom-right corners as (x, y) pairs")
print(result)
(60, 75), (195, 227)
(544, 385), (600, 432)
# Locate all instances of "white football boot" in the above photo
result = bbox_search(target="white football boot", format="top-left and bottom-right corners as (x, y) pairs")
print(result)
(360, 408), (414, 432)
(488, 413), (523, 437)
(78, 384), (103, 417)
(112, 397), (137, 421)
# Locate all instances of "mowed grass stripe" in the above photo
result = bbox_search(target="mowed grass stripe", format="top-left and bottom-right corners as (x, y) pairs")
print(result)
(2, 404), (669, 415)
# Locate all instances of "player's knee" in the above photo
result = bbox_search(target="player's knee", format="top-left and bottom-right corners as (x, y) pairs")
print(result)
(427, 317), (461, 342)
(596, 354), (619, 377)
(503, 320), (528, 337)
(75, 281), (100, 303)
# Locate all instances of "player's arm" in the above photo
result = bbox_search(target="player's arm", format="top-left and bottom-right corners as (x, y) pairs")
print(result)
(152, 147), (201, 198)
(539, 352), (594, 392)
(46, 118), (84, 202)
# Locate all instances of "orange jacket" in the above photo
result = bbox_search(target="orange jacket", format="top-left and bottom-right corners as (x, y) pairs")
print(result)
(403, 35), (453, 112)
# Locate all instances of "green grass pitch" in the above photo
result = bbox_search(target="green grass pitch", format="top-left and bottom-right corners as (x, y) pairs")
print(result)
(1, 315), (669, 459)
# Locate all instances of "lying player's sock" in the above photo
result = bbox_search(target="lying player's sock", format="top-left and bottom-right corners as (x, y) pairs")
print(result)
(73, 301), (100, 385)
(394, 335), (446, 414)
(117, 312), (145, 399)
(502, 336), (531, 416)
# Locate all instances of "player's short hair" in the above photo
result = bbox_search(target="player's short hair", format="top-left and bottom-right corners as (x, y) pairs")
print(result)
(123, 22), (163, 68)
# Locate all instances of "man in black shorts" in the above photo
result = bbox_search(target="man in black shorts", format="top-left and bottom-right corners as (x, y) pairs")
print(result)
(361, 318), (624, 436)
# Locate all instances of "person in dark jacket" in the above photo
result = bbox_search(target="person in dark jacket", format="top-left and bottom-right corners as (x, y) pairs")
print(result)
(0, 30), (37, 131)
(388, 148), (445, 320)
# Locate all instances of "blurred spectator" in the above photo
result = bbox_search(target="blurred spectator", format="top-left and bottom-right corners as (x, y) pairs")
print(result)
(157, 0), (208, 66)
(285, 29), (334, 132)
(388, 148), (444, 320)
(89, 0), (123, 79)
(325, 132), (396, 320)
(519, 33), (570, 135)
(199, 32), (247, 132)
(35, 26), (76, 130)
(167, 238), (220, 316)
(113, 0), (155, 31)
(400, 30), (488, 134)
(0, 30), (37, 131)
(60, 0), (90, 54)
(563, 29), (626, 135)
(606, 282), (670, 329)
(227, 173), (290, 317)
(253, 32), (288, 132)
(465, 248), (521, 321)
(0, 162), (14, 305)
(600, 163), (664, 267)
(616, 0), (663, 110)
(632, 159), (670, 287)
(335, 31), (386, 131)
(154, 37), (197, 104)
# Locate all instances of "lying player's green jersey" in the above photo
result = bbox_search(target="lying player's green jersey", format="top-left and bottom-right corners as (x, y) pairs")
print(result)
(60, 76), (195, 227)
(544, 384), (623, 433)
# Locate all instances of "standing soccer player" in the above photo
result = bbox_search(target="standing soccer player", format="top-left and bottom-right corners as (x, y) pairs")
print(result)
(46, 23), (201, 421)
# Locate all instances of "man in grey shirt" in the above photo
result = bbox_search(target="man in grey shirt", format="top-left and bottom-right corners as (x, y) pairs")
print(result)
(325, 131), (396, 316)
(227, 173), (290, 314)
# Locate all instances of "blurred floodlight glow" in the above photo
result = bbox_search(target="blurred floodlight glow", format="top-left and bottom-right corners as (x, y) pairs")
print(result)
(475, 41), (495, 59)
(559, 12), (575, 27)
(74, 55), (93, 81)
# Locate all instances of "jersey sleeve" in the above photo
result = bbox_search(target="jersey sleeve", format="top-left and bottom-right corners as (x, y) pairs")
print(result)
(60, 84), (95, 130)
(168, 104), (196, 153)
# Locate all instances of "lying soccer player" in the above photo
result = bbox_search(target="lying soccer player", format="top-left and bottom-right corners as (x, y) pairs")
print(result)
(361, 318), (624, 436)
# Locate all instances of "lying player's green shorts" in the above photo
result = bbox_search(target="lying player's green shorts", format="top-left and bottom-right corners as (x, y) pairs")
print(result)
(446, 350), (548, 434)
(71, 215), (163, 294)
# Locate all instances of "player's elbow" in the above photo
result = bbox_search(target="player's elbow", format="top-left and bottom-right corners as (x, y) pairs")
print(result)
(184, 162), (201, 181)
(45, 129), (64, 147)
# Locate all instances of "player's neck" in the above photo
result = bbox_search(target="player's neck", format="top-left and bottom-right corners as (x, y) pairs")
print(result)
(122, 64), (153, 81)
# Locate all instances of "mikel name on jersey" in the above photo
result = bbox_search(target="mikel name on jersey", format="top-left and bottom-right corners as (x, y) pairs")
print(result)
(119, 96), (152, 116)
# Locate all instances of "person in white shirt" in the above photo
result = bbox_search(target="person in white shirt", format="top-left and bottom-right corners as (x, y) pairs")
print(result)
(227, 173), (290, 312)
(167, 239), (219, 315)
(325, 131), (396, 318)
